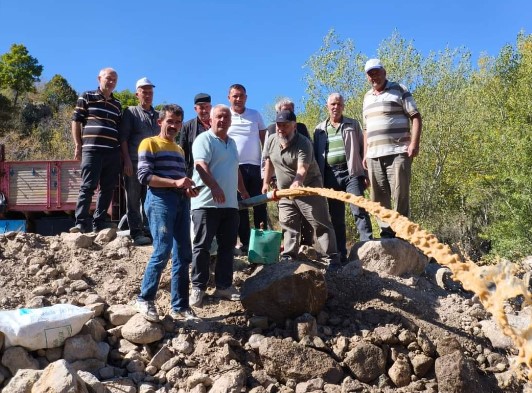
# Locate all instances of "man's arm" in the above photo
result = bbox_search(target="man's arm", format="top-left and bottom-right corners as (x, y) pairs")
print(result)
(262, 158), (274, 194)
(195, 160), (226, 204)
(291, 162), (309, 188)
(120, 141), (133, 176)
(408, 113), (422, 158)
(71, 121), (82, 160)
(259, 129), (266, 146)
(238, 169), (249, 200)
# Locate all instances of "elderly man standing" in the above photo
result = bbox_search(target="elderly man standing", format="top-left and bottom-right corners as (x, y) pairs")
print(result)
(70, 68), (122, 234)
(180, 93), (212, 178)
(314, 93), (373, 263)
(227, 84), (268, 252)
(119, 77), (160, 246)
(134, 104), (199, 322)
(263, 110), (339, 269)
(363, 59), (422, 238)
(189, 104), (249, 308)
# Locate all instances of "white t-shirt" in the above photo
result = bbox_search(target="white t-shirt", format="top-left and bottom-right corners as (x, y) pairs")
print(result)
(227, 107), (266, 165)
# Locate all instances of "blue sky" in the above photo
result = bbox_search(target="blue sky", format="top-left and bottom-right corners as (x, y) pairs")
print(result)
(0, 0), (530, 122)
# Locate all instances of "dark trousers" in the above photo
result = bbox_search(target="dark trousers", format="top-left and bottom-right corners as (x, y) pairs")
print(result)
(323, 166), (373, 258)
(123, 160), (148, 238)
(75, 149), (120, 229)
(191, 208), (239, 291)
(238, 164), (268, 247)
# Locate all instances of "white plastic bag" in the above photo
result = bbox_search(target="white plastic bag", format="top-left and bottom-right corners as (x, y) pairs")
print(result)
(0, 304), (94, 350)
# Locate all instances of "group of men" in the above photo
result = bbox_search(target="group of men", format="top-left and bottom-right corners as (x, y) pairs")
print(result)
(69, 58), (422, 321)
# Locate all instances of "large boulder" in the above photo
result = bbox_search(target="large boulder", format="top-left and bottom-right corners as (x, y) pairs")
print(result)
(257, 337), (343, 384)
(343, 341), (386, 383)
(32, 359), (89, 393)
(121, 314), (164, 344)
(1, 346), (39, 375)
(3, 369), (42, 393)
(435, 351), (480, 393)
(241, 262), (327, 323)
(63, 334), (109, 363)
(350, 238), (428, 276)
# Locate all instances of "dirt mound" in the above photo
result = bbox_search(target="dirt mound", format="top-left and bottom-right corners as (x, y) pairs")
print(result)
(0, 231), (530, 392)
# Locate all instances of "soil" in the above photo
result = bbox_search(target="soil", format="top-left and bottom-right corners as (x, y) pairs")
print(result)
(0, 230), (530, 392)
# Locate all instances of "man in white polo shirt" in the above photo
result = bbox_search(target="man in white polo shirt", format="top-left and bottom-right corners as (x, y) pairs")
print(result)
(227, 83), (268, 252)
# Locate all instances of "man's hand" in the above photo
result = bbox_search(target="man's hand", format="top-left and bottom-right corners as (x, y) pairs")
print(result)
(211, 184), (226, 204)
(123, 157), (133, 177)
(174, 177), (194, 189)
(261, 183), (269, 194)
(290, 180), (303, 189)
(74, 145), (82, 161)
(407, 143), (420, 158)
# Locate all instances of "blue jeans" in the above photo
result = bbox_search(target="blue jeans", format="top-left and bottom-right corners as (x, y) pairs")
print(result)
(124, 160), (148, 238)
(139, 189), (192, 311)
(191, 208), (239, 290)
(75, 149), (120, 229)
(238, 164), (268, 247)
(324, 166), (373, 258)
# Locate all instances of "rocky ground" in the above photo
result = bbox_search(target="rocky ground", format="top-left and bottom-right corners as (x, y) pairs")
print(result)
(0, 229), (531, 392)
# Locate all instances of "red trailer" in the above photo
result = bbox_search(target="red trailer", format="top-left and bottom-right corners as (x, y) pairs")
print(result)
(0, 144), (124, 234)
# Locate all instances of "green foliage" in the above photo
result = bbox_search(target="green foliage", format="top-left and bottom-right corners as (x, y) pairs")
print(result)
(42, 74), (77, 111)
(302, 30), (532, 260)
(0, 44), (43, 106)
(113, 89), (137, 109)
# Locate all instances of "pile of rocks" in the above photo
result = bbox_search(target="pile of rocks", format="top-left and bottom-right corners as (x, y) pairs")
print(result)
(0, 231), (530, 392)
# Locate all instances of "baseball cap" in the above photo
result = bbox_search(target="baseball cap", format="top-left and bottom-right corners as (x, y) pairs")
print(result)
(194, 93), (211, 105)
(276, 110), (297, 123)
(136, 77), (155, 89)
(364, 59), (384, 73)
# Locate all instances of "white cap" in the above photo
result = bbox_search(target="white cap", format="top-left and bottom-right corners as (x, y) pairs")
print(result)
(364, 59), (384, 73)
(135, 77), (155, 89)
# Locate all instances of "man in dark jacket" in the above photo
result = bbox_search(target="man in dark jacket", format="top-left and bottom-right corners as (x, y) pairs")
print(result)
(179, 93), (212, 178)
(313, 93), (373, 263)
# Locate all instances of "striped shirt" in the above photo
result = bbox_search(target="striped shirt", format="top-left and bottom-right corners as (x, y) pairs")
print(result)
(363, 81), (419, 159)
(72, 89), (122, 151)
(137, 136), (187, 185)
(325, 121), (347, 166)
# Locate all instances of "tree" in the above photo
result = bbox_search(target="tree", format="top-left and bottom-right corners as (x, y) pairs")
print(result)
(113, 89), (137, 109)
(0, 44), (43, 106)
(42, 74), (77, 111)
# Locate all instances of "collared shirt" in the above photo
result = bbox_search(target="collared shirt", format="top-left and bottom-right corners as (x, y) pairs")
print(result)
(120, 105), (160, 161)
(72, 88), (122, 151)
(227, 107), (266, 166)
(191, 130), (240, 209)
(363, 80), (420, 159)
(263, 132), (323, 190)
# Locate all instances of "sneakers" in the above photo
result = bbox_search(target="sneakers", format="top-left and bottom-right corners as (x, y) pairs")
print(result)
(69, 224), (89, 234)
(133, 299), (159, 322)
(170, 308), (200, 321)
(133, 235), (152, 246)
(213, 286), (241, 301)
(190, 287), (205, 308)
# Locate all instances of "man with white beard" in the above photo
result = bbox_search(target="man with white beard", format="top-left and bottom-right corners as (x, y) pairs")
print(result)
(262, 110), (340, 269)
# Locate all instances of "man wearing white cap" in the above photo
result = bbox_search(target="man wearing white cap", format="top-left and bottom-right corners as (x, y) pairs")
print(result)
(119, 77), (160, 245)
(362, 59), (422, 238)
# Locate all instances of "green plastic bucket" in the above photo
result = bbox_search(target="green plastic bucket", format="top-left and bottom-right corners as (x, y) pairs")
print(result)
(248, 228), (282, 264)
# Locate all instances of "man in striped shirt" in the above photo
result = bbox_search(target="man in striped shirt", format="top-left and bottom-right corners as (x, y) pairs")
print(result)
(70, 68), (122, 234)
(134, 104), (200, 322)
(362, 59), (422, 238)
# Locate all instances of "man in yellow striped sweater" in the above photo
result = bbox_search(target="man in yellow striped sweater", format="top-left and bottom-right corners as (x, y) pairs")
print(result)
(134, 104), (200, 322)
